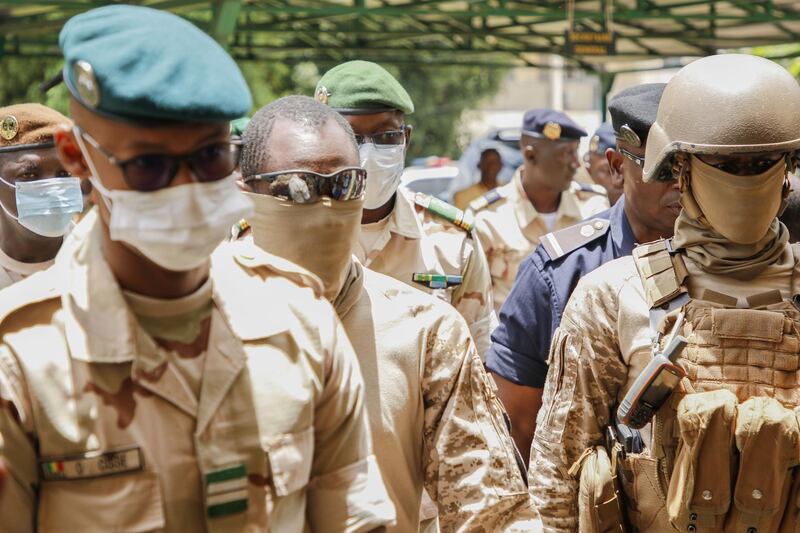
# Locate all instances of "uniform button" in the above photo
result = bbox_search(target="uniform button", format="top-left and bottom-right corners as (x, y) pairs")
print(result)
(593, 221), (604, 230)
(702, 490), (712, 500)
(748, 528), (757, 533)
(687, 525), (696, 532)
(580, 225), (595, 237)
(689, 513), (697, 521)
(752, 489), (763, 500)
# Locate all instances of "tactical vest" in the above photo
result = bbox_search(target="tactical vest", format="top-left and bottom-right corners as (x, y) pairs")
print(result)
(615, 240), (800, 533)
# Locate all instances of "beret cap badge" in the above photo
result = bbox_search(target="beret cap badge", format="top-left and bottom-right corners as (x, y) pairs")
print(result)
(315, 86), (331, 105)
(543, 121), (562, 141)
(618, 124), (642, 147)
(0, 115), (18, 141)
(73, 60), (100, 109)
(589, 135), (599, 152)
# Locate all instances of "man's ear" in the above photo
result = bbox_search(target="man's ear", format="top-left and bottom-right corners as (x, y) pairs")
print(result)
(404, 124), (413, 149)
(606, 147), (624, 180)
(523, 144), (536, 165)
(54, 125), (90, 179)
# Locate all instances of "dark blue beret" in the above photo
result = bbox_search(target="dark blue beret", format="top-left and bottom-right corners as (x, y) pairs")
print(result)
(589, 123), (616, 153)
(59, 5), (252, 123)
(608, 83), (665, 147)
(521, 108), (587, 142)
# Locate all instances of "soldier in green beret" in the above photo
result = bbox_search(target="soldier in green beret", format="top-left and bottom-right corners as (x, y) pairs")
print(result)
(0, 6), (394, 532)
(315, 60), (497, 361)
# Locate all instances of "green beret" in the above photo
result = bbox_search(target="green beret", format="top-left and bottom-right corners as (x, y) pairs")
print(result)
(230, 117), (250, 137)
(315, 60), (414, 115)
(59, 5), (252, 123)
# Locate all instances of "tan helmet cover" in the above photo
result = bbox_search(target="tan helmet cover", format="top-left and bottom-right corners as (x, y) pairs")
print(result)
(643, 54), (800, 182)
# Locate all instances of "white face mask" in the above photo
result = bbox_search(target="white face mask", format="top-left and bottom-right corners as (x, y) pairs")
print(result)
(359, 143), (405, 210)
(76, 135), (253, 272)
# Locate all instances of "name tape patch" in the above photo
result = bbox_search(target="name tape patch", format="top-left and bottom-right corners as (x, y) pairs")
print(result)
(40, 446), (143, 481)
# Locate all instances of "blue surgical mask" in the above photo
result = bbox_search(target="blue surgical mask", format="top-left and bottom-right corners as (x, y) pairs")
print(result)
(0, 176), (83, 238)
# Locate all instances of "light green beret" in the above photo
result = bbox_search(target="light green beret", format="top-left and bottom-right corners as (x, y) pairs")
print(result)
(59, 5), (252, 123)
(315, 60), (414, 115)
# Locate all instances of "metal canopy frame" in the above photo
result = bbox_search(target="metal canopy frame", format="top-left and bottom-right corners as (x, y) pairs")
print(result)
(1, 1), (800, 73)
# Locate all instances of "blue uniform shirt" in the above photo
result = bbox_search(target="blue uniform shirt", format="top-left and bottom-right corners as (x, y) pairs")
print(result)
(485, 196), (637, 387)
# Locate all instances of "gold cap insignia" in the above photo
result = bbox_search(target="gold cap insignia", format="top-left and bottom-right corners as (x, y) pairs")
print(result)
(315, 86), (331, 105)
(543, 121), (561, 141)
(617, 124), (641, 147)
(589, 135), (599, 152)
(74, 60), (100, 108)
(0, 115), (18, 141)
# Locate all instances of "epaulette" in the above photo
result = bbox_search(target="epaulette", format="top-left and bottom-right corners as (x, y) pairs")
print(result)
(411, 273), (463, 289)
(570, 181), (607, 196)
(413, 192), (474, 232)
(540, 218), (610, 261)
(230, 218), (250, 241)
(468, 187), (506, 212)
(632, 239), (688, 309)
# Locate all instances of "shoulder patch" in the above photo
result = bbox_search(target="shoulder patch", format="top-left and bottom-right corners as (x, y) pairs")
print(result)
(468, 187), (506, 212)
(631, 238), (687, 308)
(411, 273), (463, 289)
(413, 192), (474, 232)
(540, 218), (610, 261)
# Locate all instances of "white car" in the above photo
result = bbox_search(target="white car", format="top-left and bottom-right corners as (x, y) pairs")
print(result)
(401, 165), (459, 202)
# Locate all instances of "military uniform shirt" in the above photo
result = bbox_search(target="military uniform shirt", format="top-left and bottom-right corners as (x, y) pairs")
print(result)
(486, 197), (636, 388)
(529, 240), (799, 531)
(227, 243), (538, 532)
(355, 185), (497, 356)
(0, 210), (395, 533)
(471, 167), (609, 311)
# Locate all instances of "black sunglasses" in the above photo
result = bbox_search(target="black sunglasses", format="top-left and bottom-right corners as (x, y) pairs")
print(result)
(243, 167), (366, 204)
(619, 148), (675, 181)
(76, 127), (241, 192)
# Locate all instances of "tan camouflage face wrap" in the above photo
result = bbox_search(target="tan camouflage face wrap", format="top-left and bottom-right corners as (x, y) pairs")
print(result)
(644, 54), (800, 182)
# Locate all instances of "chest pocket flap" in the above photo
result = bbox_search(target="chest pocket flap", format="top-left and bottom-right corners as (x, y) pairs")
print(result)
(264, 427), (313, 496)
(712, 308), (784, 343)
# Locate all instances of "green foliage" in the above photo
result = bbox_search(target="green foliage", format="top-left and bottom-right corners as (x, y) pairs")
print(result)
(0, 56), (506, 160)
(0, 57), (70, 114)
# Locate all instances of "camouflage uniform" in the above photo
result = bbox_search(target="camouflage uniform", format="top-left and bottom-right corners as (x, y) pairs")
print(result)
(0, 211), (395, 532)
(227, 236), (538, 532)
(356, 185), (497, 356)
(471, 168), (608, 311)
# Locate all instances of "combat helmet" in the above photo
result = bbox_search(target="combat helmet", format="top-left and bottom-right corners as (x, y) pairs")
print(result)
(643, 54), (800, 182)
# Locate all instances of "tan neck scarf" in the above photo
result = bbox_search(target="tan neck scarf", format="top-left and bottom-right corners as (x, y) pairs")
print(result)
(673, 212), (790, 281)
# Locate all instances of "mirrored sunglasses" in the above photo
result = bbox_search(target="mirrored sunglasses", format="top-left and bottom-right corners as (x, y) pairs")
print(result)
(243, 167), (366, 204)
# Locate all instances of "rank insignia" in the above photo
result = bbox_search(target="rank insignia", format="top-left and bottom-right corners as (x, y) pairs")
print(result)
(206, 464), (248, 518)
(315, 86), (330, 105)
(617, 124), (641, 147)
(543, 121), (562, 140)
(412, 273), (463, 290)
(0, 115), (18, 141)
(74, 60), (101, 108)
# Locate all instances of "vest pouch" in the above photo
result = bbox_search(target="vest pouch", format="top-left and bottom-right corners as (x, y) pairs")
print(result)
(570, 445), (626, 533)
(618, 451), (670, 532)
(667, 389), (737, 533)
(726, 397), (800, 533)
